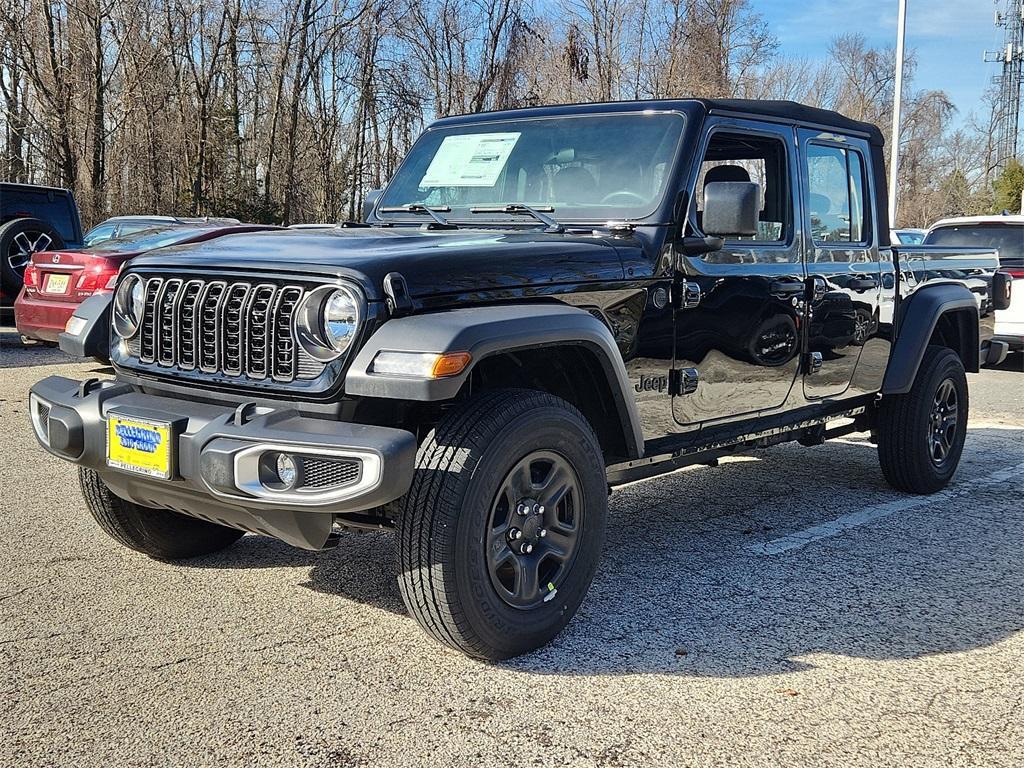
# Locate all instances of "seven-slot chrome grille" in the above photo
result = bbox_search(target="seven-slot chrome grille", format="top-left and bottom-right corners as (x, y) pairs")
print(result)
(129, 276), (323, 383)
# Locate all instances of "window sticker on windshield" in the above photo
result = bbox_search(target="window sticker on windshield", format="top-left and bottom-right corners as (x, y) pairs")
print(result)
(419, 133), (521, 188)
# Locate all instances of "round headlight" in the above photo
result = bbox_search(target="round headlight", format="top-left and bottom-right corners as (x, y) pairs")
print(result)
(113, 274), (145, 338)
(321, 287), (360, 353)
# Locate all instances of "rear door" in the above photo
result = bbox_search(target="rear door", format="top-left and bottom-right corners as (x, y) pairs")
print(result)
(672, 118), (804, 426)
(798, 130), (882, 399)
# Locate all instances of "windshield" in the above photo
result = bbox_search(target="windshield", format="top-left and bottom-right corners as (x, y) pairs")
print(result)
(377, 112), (685, 223)
(89, 225), (210, 253)
(925, 223), (1024, 265)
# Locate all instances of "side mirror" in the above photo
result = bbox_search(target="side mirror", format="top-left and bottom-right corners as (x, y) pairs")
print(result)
(702, 181), (760, 238)
(362, 189), (383, 222)
(993, 271), (1013, 311)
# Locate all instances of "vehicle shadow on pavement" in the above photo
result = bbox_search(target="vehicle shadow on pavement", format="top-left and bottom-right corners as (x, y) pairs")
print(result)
(185, 525), (408, 615)
(183, 426), (1023, 674)
(0, 328), (113, 371)
(509, 425), (1024, 676)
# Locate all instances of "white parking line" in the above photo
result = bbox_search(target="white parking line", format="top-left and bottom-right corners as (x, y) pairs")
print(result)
(749, 461), (1024, 556)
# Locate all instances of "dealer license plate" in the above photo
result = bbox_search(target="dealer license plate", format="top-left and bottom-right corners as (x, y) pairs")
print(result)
(106, 414), (173, 479)
(44, 273), (70, 294)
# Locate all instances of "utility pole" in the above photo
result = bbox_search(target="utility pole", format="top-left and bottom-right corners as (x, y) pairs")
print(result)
(889, 0), (908, 226)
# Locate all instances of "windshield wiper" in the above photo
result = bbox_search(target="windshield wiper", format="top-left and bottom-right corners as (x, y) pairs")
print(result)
(377, 204), (456, 229)
(469, 204), (564, 233)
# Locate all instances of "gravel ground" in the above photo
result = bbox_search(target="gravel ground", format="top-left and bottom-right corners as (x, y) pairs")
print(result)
(2, 326), (1022, 768)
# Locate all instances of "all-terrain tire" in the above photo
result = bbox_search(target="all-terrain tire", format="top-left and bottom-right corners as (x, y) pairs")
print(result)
(396, 389), (607, 660)
(877, 345), (968, 494)
(79, 468), (244, 560)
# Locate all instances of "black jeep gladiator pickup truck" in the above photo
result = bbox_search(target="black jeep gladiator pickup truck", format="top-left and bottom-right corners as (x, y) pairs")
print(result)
(31, 100), (1013, 659)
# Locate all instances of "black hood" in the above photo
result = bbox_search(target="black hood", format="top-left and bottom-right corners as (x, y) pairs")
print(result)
(126, 227), (626, 302)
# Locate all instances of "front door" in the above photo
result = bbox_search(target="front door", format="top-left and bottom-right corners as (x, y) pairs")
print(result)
(798, 130), (882, 399)
(673, 119), (805, 426)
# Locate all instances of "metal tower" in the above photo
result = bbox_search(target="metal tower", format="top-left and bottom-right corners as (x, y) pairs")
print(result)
(986, 1), (1024, 168)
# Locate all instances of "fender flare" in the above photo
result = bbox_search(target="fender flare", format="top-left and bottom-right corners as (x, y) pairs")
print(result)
(881, 283), (979, 395)
(58, 291), (111, 363)
(345, 304), (644, 458)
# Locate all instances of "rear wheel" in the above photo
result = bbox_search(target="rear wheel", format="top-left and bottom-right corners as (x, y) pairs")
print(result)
(79, 468), (244, 560)
(877, 346), (968, 494)
(0, 218), (64, 296)
(396, 389), (607, 660)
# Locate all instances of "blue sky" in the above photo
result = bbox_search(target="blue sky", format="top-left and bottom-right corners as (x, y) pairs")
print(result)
(768, 0), (1002, 126)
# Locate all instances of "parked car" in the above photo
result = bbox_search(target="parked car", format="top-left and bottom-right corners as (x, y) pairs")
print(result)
(31, 100), (1011, 660)
(14, 222), (277, 345)
(925, 215), (1023, 355)
(1, 182), (84, 304)
(83, 215), (242, 247)
(891, 228), (926, 245)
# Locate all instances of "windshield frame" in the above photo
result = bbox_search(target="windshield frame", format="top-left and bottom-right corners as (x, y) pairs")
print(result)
(372, 109), (689, 227)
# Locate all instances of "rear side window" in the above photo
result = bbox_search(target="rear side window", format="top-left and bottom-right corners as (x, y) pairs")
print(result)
(1, 187), (78, 243)
(806, 144), (868, 244)
(83, 223), (116, 247)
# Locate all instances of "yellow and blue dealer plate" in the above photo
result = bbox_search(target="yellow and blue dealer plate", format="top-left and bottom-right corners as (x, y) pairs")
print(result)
(106, 415), (172, 479)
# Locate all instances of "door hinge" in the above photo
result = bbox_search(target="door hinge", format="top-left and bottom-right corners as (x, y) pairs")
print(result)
(673, 281), (702, 309)
(679, 282), (704, 309)
(804, 351), (823, 375)
(669, 367), (699, 395)
(383, 272), (413, 316)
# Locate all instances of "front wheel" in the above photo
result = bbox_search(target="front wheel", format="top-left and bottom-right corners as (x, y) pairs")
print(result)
(396, 389), (607, 660)
(877, 346), (968, 494)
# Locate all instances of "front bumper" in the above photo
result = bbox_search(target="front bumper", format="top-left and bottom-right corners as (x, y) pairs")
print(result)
(29, 376), (417, 549)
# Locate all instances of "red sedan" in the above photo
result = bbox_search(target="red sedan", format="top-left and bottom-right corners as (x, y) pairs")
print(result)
(14, 223), (278, 344)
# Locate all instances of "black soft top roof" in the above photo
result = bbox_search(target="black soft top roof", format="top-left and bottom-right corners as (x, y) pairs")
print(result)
(695, 99), (885, 147)
(432, 98), (885, 147)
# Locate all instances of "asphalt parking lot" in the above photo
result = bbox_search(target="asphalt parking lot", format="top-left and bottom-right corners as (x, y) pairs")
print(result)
(2, 325), (1022, 768)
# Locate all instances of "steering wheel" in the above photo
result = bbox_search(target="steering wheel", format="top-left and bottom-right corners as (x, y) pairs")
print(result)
(599, 190), (647, 205)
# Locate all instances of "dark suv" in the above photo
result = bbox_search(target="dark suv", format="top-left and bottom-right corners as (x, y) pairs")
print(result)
(1, 182), (84, 303)
(29, 100), (1011, 659)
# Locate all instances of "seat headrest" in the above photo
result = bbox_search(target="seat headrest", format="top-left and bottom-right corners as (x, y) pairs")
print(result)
(705, 165), (751, 184)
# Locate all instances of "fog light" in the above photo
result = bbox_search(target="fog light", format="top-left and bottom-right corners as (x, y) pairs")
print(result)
(29, 392), (51, 445)
(275, 453), (297, 489)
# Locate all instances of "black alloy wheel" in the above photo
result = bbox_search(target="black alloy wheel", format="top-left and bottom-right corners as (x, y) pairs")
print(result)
(928, 378), (960, 467)
(486, 450), (583, 609)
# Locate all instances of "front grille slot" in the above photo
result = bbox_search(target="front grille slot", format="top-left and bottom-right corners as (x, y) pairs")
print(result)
(127, 276), (325, 385)
(246, 285), (276, 379)
(157, 279), (182, 366)
(272, 287), (303, 381)
(138, 278), (163, 363)
(199, 282), (226, 373)
(222, 284), (250, 375)
(177, 280), (204, 370)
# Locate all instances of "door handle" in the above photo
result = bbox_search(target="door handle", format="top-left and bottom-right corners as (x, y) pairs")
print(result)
(769, 280), (804, 296)
(848, 278), (878, 291)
